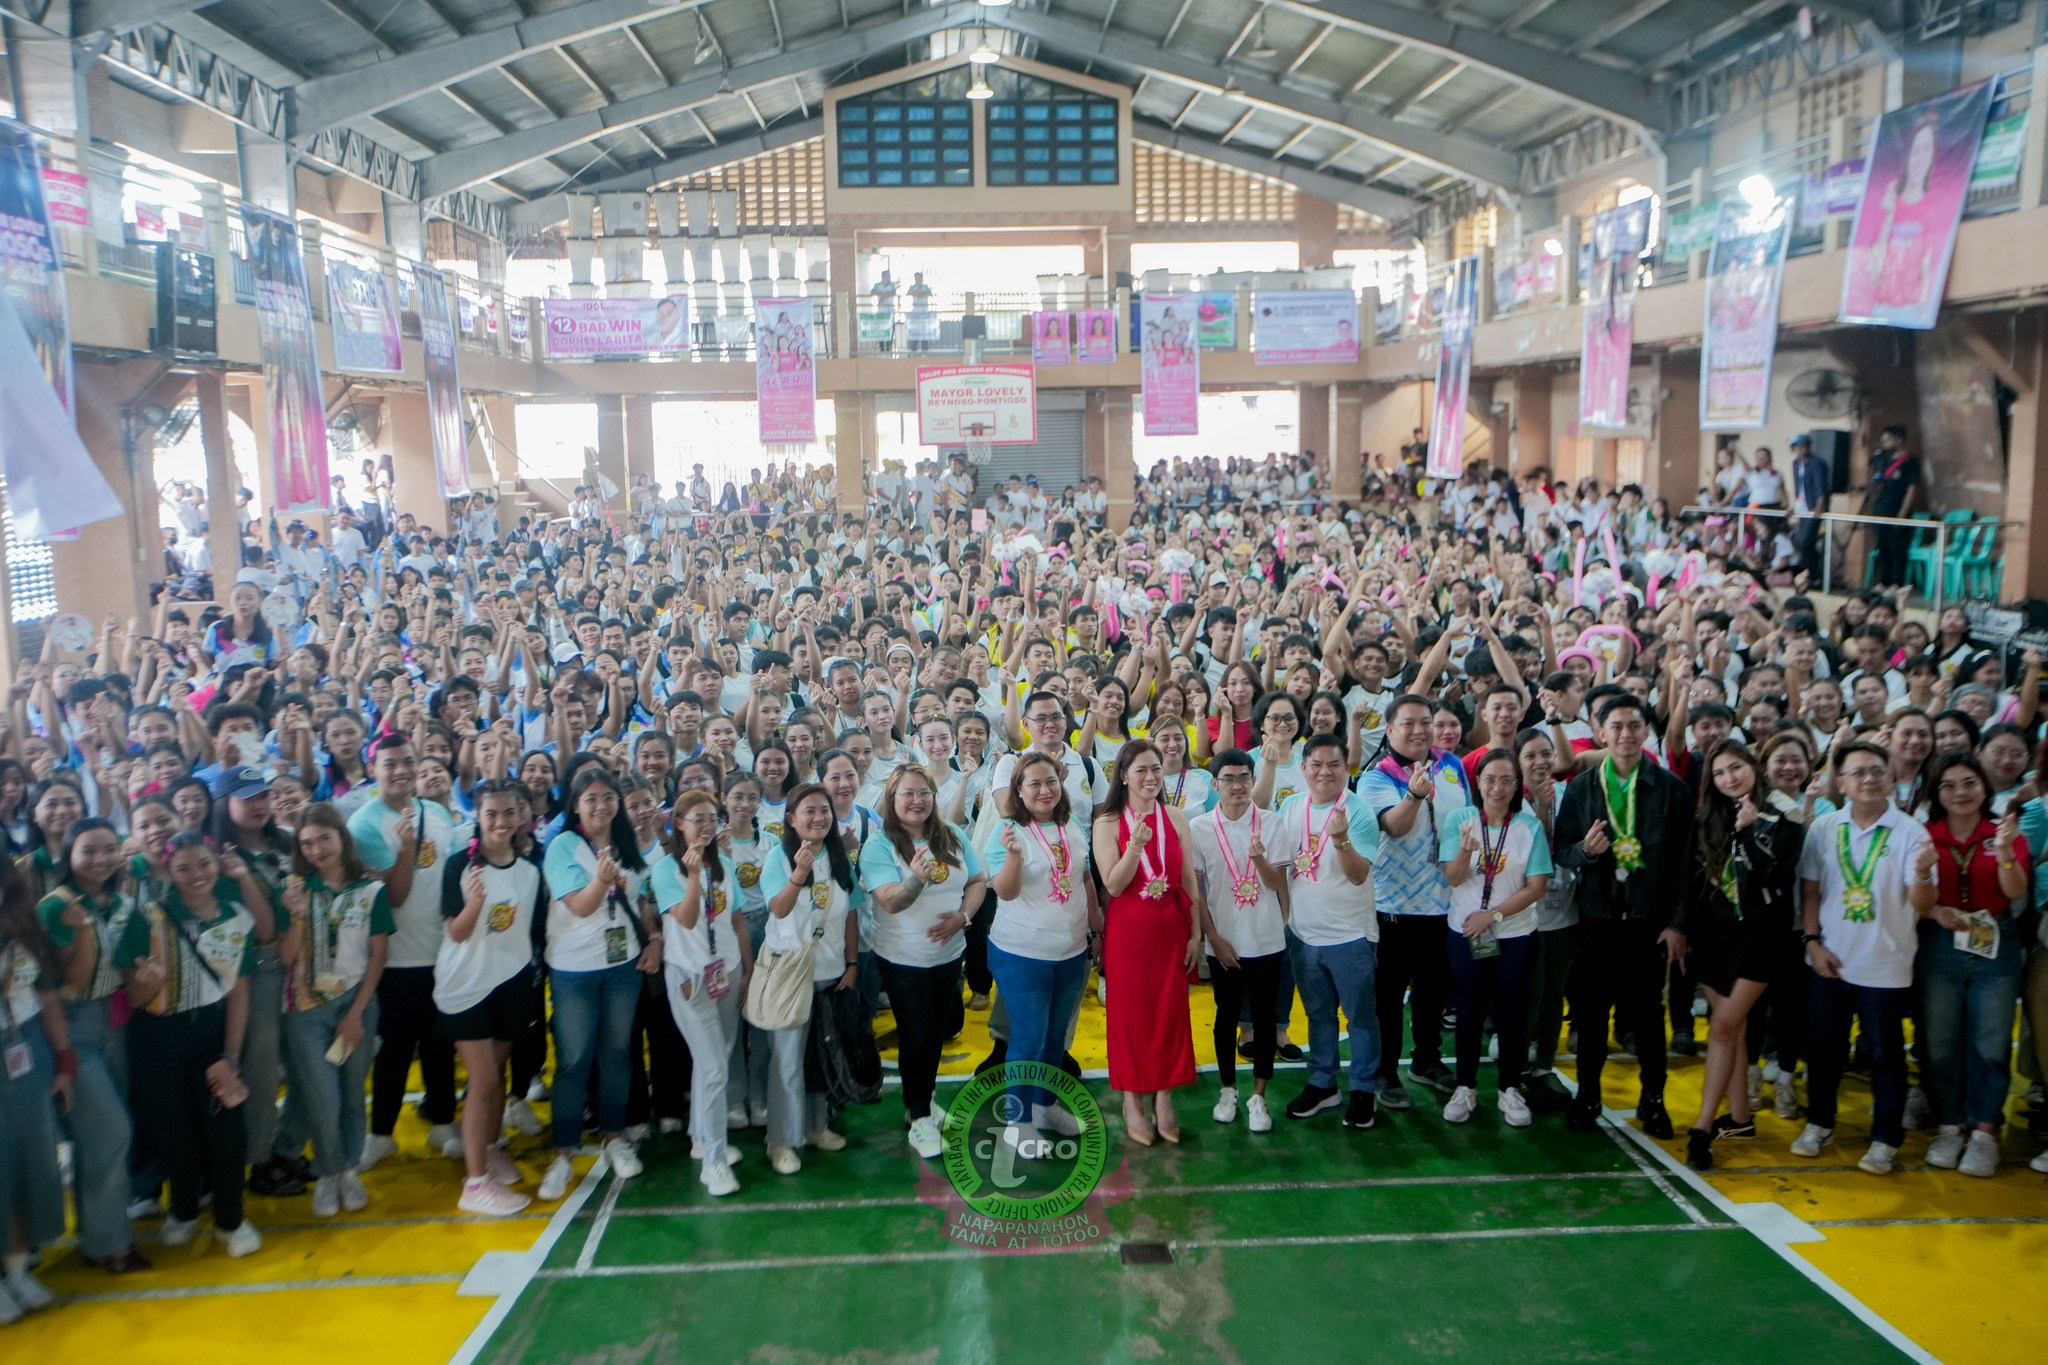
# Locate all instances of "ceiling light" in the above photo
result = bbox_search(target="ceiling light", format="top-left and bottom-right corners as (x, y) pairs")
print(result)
(693, 17), (714, 64)
(969, 27), (999, 64)
(977, 0), (1012, 7)
(1246, 18), (1278, 60)
(1542, 237), (1563, 257)
(967, 70), (993, 100)
(1738, 172), (1777, 207)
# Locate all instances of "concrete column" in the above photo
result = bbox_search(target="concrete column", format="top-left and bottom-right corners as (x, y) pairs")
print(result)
(1556, 215), (1581, 306)
(231, 377), (280, 520)
(382, 392), (446, 529)
(1087, 388), (1135, 529)
(1653, 353), (1703, 509)
(237, 131), (295, 216)
(1513, 372), (1552, 473)
(827, 228), (857, 358)
(625, 395), (657, 491)
(1298, 382), (1331, 472)
(52, 360), (167, 626)
(196, 373), (241, 597)
(594, 395), (628, 511)
(834, 392), (868, 515)
(2000, 314), (2048, 600)
(1295, 194), (1339, 269)
(1332, 385), (1364, 498)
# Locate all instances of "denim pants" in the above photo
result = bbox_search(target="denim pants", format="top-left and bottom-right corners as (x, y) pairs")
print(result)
(0, 1013), (65, 1249)
(549, 960), (644, 1148)
(1288, 932), (1381, 1092)
(765, 1015), (813, 1150)
(1805, 973), (1910, 1146)
(666, 963), (740, 1165)
(280, 989), (379, 1178)
(59, 997), (136, 1258)
(987, 943), (1090, 1110)
(1918, 921), (2023, 1130)
(242, 949), (306, 1163)
(1445, 930), (1538, 1092)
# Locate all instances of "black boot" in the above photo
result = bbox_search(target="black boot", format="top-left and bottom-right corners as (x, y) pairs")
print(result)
(1637, 1093), (1674, 1140)
(1685, 1127), (1714, 1171)
(1564, 1097), (1602, 1132)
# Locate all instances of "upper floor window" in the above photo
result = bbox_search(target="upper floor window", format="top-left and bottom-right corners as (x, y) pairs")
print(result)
(837, 72), (975, 188)
(984, 71), (1118, 187)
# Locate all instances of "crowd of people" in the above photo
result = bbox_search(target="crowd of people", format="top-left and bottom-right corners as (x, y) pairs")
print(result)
(3, 442), (2045, 1325)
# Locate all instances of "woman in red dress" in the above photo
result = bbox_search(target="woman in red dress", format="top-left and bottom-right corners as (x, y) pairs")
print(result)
(1091, 740), (1200, 1145)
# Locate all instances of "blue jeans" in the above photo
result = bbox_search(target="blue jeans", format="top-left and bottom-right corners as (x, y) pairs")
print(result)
(1918, 921), (2023, 1129)
(280, 989), (379, 1177)
(60, 998), (134, 1258)
(549, 961), (644, 1148)
(1288, 932), (1380, 1092)
(987, 943), (1090, 1110)
(1805, 972), (1910, 1146)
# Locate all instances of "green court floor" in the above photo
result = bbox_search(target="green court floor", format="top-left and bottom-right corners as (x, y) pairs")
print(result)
(476, 1076), (1906, 1365)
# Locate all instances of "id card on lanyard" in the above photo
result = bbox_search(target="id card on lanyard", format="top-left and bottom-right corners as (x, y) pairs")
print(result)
(702, 882), (731, 998)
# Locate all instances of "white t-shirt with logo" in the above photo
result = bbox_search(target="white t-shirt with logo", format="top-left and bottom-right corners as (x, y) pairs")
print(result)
(542, 831), (652, 974)
(1796, 806), (1931, 990)
(858, 825), (985, 968)
(650, 852), (747, 985)
(432, 850), (544, 1015)
(1267, 793), (1382, 947)
(982, 817), (1092, 962)
(1190, 805), (1287, 959)
(760, 845), (864, 986)
(349, 796), (460, 969)
(1437, 807), (1553, 941)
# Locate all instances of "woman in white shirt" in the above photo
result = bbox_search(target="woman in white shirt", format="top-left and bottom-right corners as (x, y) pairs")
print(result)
(859, 766), (987, 1159)
(1437, 750), (1552, 1130)
(758, 783), (864, 1172)
(983, 751), (1100, 1152)
(655, 790), (756, 1196)
(722, 771), (774, 1131)
(538, 769), (658, 1199)
(1153, 721), (1214, 814)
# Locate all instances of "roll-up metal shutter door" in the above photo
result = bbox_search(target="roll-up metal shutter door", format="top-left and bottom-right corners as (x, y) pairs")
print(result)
(945, 390), (1086, 500)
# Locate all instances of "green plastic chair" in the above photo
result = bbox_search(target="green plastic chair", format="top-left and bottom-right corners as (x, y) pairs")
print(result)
(1868, 511), (1935, 590)
(1906, 509), (1968, 596)
(1941, 519), (1991, 601)
(1958, 524), (2003, 599)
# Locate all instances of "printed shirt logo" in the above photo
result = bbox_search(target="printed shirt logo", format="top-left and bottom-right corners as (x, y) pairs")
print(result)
(736, 862), (762, 889)
(487, 901), (517, 934)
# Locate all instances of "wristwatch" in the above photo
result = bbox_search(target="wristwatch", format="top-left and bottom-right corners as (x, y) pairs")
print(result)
(1801, 932), (1823, 945)
(1489, 909), (1505, 925)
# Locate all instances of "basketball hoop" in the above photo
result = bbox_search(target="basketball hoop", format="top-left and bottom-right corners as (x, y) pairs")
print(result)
(965, 435), (994, 466)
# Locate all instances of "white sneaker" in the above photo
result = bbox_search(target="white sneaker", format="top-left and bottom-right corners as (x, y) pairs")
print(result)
(1774, 1075), (1800, 1121)
(428, 1123), (464, 1158)
(806, 1127), (847, 1152)
(1761, 1058), (1781, 1084)
(217, 1222), (263, 1258)
(1790, 1123), (1834, 1158)
(127, 1196), (162, 1221)
(2030, 1149), (2048, 1174)
(458, 1177), (531, 1216)
(1499, 1088), (1532, 1128)
(1857, 1140), (1898, 1176)
(358, 1132), (398, 1172)
(700, 1159), (739, 1197)
(658, 1117), (686, 1136)
(1925, 1124), (1965, 1169)
(0, 1282), (22, 1325)
(311, 1176), (341, 1218)
(502, 1099), (546, 1137)
(1957, 1130), (1999, 1178)
(907, 1116), (944, 1159)
(748, 1102), (769, 1128)
(1902, 1086), (1931, 1131)
(727, 1104), (750, 1129)
(604, 1138), (643, 1180)
(538, 1155), (574, 1201)
(4, 1270), (53, 1311)
(486, 1147), (523, 1188)
(526, 1077), (551, 1103)
(1212, 1089), (1240, 1124)
(1443, 1085), (1477, 1123)
(159, 1214), (200, 1247)
(1034, 1101), (1083, 1137)
(1246, 1094), (1273, 1133)
(1746, 1063), (1764, 1112)
(769, 1145), (802, 1175)
(339, 1169), (370, 1212)
(690, 1141), (745, 1164)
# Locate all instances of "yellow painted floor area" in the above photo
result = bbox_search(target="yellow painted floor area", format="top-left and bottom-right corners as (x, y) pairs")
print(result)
(12, 980), (2045, 1363)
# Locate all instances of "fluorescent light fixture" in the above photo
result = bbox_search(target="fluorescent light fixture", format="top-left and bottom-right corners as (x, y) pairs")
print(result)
(969, 28), (999, 64)
(1542, 237), (1563, 257)
(967, 70), (993, 100)
(1738, 173), (1776, 207)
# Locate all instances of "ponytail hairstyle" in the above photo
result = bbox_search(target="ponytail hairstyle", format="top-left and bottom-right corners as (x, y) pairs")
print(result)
(666, 789), (725, 886)
(777, 781), (854, 892)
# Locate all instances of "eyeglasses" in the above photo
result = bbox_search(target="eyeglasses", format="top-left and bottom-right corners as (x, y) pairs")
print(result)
(1215, 772), (1254, 785)
(1838, 766), (1889, 782)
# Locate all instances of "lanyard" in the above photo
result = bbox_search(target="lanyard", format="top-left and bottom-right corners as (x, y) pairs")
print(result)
(1296, 799), (1348, 880)
(1476, 817), (1509, 914)
(1027, 821), (1073, 903)
(1121, 804), (1168, 892)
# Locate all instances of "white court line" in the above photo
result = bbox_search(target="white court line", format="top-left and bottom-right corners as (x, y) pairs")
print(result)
(446, 1158), (612, 1365)
(574, 1171), (627, 1274)
(1600, 1117), (1712, 1226)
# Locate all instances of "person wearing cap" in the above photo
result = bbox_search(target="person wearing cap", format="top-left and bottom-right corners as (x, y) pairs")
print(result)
(1788, 434), (1830, 574)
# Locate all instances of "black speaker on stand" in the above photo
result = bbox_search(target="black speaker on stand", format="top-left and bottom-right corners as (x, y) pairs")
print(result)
(1808, 429), (1852, 494)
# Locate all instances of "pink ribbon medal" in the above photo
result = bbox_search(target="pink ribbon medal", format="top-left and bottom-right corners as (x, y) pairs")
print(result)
(1293, 798), (1347, 881)
(1029, 821), (1073, 904)
(1215, 807), (1262, 907)
(1123, 804), (1170, 899)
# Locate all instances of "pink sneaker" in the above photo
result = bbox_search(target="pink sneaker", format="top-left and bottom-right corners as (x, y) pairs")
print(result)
(458, 1176), (531, 1217)
(486, 1148), (523, 1188)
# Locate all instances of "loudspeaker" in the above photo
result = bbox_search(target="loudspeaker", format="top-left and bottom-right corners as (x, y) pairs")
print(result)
(153, 243), (217, 357)
(961, 315), (987, 340)
(1808, 429), (1851, 493)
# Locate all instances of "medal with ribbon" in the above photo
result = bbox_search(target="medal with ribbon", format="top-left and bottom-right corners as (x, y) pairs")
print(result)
(1835, 823), (1890, 923)
(1294, 799), (1348, 880)
(1029, 821), (1073, 903)
(1124, 804), (1170, 898)
(920, 841), (951, 884)
(1601, 757), (1644, 879)
(1215, 807), (1262, 907)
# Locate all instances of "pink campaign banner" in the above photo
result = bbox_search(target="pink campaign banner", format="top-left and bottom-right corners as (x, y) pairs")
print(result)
(1140, 293), (1198, 436)
(1075, 308), (1116, 363)
(39, 169), (86, 228)
(544, 294), (689, 357)
(1840, 79), (1995, 331)
(1580, 201), (1650, 429)
(1701, 199), (1792, 429)
(754, 297), (816, 443)
(1426, 256), (1478, 480)
(1031, 311), (1071, 365)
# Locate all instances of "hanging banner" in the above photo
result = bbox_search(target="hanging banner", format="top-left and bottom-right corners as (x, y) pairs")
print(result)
(1665, 203), (1719, 258)
(1840, 79), (1995, 331)
(1253, 290), (1358, 365)
(1194, 291), (1236, 348)
(543, 294), (690, 357)
(412, 265), (468, 496)
(916, 364), (1036, 445)
(755, 298), (816, 444)
(1701, 198), (1793, 430)
(0, 120), (75, 418)
(905, 308), (939, 345)
(1075, 309), (1117, 363)
(1969, 111), (2027, 191)
(241, 206), (329, 514)
(1031, 311), (1071, 365)
(1579, 201), (1650, 429)
(1426, 255), (1479, 480)
(1140, 293), (1199, 436)
(326, 255), (402, 374)
(39, 168), (87, 228)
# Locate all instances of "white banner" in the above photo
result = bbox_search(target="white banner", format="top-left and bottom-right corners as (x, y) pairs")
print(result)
(1253, 290), (1359, 364)
(916, 364), (1036, 445)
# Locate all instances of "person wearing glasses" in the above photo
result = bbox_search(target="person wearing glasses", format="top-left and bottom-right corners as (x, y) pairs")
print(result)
(1791, 740), (1939, 1175)
(1189, 749), (1289, 1131)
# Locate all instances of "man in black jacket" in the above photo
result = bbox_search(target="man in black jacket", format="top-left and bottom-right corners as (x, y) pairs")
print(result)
(1552, 694), (1693, 1138)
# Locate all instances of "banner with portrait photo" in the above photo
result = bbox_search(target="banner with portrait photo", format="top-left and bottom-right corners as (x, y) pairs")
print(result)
(1580, 201), (1650, 428)
(1031, 311), (1071, 365)
(1426, 256), (1478, 480)
(755, 298), (816, 444)
(1702, 198), (1792, 429)
(0, 119), (74, 418)
(241, 205), (329, 514)
(1194, 291), (1237, 349)
(1141, 293), (1199, 436)
(544, 294), (690, 357)
(1252, 290), (1358, 365)
(1075, 309), (1116, 363)
(1840, 79), (1995, 330)
(412, 264), (468, 495)
(326, 255), (402, 374)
